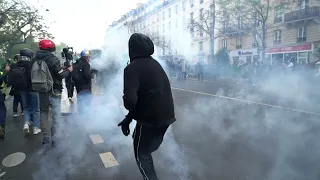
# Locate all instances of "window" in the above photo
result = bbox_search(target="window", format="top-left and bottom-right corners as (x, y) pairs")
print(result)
(175, 19), (178, 28)
(163, 24), (165, 32)
(190, 0), (194, 8)
(169, 22), (171, 30)
(252, 34), (258, 47)
(157, 13), (159, 21)
(253, 12), (260, 26)
(182, 0), (186, 11)
(222, 38), (227, 49)
(200, 0), (204, 4)
(299, 0), (309, 9)
(190, 27), (194, 38)
(169, 8), (171, 17)
(273, 30), (281, 44)
(162, 11), (165, 20)
(237, 17), (242, 29)
(236, 37), (242, 49)
(199, 41), (203, 52)
(274, 6), (283, 23)
(175, 4), (179, 14)
(200, 8), (204, 20)
(190, 12), (194, 21)
(297, 26), (307, 42)
(200, 27), (203, 37)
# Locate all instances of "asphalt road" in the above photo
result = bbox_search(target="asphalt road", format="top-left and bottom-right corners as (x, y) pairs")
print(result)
(1, 78), (320, 180)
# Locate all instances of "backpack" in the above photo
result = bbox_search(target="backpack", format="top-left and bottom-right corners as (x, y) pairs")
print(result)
(8, 66), (28, 90)
(71, 61), (83, 82)
(31, 59), (53, 92)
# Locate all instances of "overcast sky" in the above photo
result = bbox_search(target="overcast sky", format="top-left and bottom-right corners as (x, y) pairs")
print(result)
(28, 0), (147, 52)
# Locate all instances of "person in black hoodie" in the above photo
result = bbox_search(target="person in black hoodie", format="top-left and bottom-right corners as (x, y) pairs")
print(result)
(8, 49), (42, 136)
(73, 50), (92, 114)
(10, 54), (24, 117)
(0, 65), (9, 139)
(35, 39), (73, 146)
(117, 33), (176, 180)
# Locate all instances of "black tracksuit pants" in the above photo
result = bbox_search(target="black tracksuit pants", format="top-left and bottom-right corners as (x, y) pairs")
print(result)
(133, 123), (169, 180)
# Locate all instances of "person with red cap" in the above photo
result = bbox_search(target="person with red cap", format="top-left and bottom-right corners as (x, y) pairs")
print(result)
(35, 39), (73, 147)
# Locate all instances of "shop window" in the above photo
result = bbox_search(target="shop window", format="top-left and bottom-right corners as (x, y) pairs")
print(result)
(297, 27), (307, 42)
(246, 56), (252, 63)
(273, 30), (281, 44)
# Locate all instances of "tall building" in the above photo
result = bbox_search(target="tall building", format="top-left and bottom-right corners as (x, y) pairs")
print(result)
(107, 0), (219, 64)
(218, 0), (320, 65)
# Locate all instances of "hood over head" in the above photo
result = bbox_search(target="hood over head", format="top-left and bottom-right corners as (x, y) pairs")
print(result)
(128, 33), (154, 62)
(35, 50), (53, 59)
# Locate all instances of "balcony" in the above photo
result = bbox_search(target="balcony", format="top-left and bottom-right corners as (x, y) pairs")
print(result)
(284, 6), (320, 25)
(221, 25), (250, 37)
(297, 37), (307, 43)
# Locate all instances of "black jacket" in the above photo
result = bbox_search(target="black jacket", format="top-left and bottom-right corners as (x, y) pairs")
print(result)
(9, 61), (32, 91)
(73, 58), (92, 92)
(123, 33), (176, 127)
(35, 50), (70, 92)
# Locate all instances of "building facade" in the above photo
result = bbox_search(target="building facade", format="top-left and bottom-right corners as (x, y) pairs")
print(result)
(108, 0), (219, 65)
(218, 0), (320, 65)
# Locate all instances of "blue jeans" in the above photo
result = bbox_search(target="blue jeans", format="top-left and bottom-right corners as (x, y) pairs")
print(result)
(20, 91), (40, 128)
(49, 95), (61, 137)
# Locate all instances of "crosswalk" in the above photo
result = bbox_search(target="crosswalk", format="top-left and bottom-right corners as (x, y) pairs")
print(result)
(60, 82), (119, 169)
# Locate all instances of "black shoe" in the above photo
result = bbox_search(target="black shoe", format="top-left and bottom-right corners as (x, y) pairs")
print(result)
(0, 125), (5, 139)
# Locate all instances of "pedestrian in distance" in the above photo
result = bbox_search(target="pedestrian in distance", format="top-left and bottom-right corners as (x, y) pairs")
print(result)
(118, 33), (176, 180)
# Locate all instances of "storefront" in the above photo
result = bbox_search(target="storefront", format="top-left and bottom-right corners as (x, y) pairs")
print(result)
(265, 44), (313, 65)
(229, 48), (261, 65)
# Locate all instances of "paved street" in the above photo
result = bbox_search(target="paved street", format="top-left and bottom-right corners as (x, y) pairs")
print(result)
(1, 79), (320, 180)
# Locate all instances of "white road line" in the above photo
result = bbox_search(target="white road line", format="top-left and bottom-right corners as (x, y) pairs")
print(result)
(172, 87), (320, 116)
(99, 152), (119, 168)
(89, 134), (104, 144)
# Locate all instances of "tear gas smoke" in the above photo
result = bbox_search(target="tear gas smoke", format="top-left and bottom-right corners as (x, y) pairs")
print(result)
(32, 22), (320, 180)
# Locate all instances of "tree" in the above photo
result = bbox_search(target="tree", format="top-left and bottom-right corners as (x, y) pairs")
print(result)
(217, 0), (288, 62)
(0, 0), (53, 59)
(188, 0), (220, 64)
(145, 32), (169, 56)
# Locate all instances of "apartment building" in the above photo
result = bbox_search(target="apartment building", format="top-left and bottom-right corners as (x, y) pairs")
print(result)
(108, 0), (219, 64)
(219, 0), (320, 65)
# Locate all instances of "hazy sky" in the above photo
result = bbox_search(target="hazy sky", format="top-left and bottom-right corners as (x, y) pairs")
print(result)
(28, 0), (147, 52)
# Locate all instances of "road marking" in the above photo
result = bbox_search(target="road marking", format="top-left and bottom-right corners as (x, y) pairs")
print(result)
(0, 171), (6, 178)
(89, 134), (104, 144)
(2, 152), (26, 168)
(99, 152), (119, 168)
(172, 87), (320, 116)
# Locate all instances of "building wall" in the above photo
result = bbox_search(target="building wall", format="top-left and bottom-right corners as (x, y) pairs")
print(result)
(107, 0), (220, 62)
(220, 0), (320, 64)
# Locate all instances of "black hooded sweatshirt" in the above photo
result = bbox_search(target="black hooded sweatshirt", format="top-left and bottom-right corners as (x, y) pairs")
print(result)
(35, 50), (70, 92)
(123, 33), (176, 127)
(73, 57), (92, 92)
(9, 60), (32, 91)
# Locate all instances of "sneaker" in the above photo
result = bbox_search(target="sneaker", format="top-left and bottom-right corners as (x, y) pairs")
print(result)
(23, 123), (30, 136)
(0, 125), (5, 139)
(33, 127), (42, 135)
(13, 113), (19, 117)
(20, 112), (24, 116)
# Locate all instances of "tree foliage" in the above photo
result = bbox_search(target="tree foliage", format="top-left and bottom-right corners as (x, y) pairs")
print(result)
(0, 0), (53, 58)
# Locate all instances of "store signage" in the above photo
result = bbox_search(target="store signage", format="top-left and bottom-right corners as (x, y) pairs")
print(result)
(266, 44), (312, 53)
(238, 51), (253, 55)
